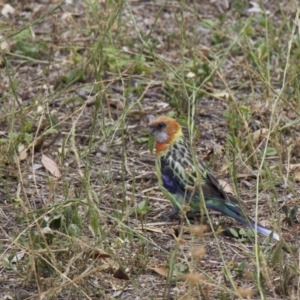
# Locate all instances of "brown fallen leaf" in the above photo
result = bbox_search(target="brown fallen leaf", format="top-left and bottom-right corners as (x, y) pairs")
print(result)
(113, 268), (129, 280)
(41, 154), (61, 178)
(107, 97), (124, 110)
(218, 179), (234, 194)
(294, 171), (300, 182)
(148, 265), (168, 277)
(290, 163), (300, 171)
(136, 226), (163, 233)
(237, 173), (256, 179)
(89, 249), (110, 260)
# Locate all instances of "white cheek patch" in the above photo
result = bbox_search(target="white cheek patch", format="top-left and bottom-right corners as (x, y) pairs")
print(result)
(155, 131), (168, 143)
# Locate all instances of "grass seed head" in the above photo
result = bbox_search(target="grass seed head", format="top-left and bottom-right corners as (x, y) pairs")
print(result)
(190, 246), (206, 260)
(183, 272), (206, 284)
(237, 286), (255, 299)
(190, 224), (209, 237)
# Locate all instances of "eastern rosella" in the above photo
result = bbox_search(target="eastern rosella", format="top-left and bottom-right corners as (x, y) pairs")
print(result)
(149, 115), (279, 241)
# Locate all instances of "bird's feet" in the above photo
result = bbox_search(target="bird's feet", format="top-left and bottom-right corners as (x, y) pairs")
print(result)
(162, 208), (179, 221)
(162, 209), (200, 222)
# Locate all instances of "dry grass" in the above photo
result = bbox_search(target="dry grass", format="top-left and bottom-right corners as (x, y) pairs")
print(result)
(1, 0), (300, 299)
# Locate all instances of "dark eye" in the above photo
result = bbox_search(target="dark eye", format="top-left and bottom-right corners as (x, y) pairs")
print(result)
(158, 122), (165, 129)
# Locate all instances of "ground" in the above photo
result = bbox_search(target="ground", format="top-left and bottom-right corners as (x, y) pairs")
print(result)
(1, 0), (300, 299)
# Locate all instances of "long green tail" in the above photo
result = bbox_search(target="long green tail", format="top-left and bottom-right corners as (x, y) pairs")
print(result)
(205, 198), (279, 241)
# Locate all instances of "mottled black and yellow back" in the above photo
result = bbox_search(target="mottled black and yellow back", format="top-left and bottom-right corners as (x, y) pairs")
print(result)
(149, 115), (279, 241)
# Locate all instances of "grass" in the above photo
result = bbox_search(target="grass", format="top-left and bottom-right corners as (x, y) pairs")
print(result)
(1, 0), (300, 299)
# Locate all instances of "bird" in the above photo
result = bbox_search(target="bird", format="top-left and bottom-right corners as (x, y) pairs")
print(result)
(149, 115), (279, 241)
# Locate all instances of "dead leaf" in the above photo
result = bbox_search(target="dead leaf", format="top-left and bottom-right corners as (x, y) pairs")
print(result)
(18, 144), (27, 161)
(1, 4), (15, 18)
(218, 179), (234, 194)
(136, 226), (163, 233)
(113, 268), (129, 280)
(212, 91), (230, 100)
(0, 35), (9, 52)
(148, 265), (168, 277)
(219, 163), (229, 174)
(252, 128), (269, 145)
(41, 154), (61, 178)
(107, 97), (124, 110)
(89, 249), (110, 260)
(10, 250), (26, 263)
(290, 163), (300, 172)
(294, 171), (300, 182)
(247, 2), (270, 14)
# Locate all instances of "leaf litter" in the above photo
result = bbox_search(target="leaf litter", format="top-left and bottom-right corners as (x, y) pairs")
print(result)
(0, 0), (299, 299)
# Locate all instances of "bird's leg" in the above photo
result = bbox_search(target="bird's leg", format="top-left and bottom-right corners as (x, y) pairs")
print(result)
(162, 207), (180, 221)
(186, 211), (199, 219)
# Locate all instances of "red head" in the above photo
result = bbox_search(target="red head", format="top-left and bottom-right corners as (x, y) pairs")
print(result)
(149, 116), (183, 155)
